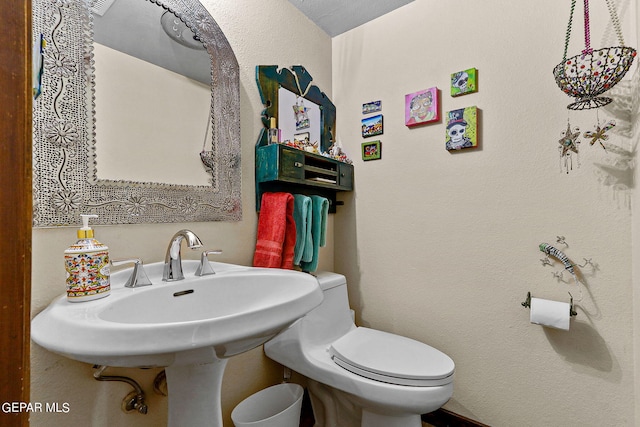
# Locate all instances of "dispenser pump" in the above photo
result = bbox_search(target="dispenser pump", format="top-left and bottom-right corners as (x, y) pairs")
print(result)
(78, 214), (98, 239)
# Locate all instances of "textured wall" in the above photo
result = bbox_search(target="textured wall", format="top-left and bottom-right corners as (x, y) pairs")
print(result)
(30, 0), (640, 426)
(632, 84), (639, 425)
(332, 0), (637, 426)
(30, 0), (332, 425)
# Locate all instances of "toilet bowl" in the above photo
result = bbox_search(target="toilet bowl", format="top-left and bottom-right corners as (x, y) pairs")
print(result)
(264, 272), (454, 427)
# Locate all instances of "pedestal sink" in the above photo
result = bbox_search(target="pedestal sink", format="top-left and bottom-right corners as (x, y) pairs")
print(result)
(32, 260), (323, 426)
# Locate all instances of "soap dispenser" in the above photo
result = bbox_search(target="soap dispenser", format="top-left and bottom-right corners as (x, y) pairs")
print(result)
(64, 214), (111, 302)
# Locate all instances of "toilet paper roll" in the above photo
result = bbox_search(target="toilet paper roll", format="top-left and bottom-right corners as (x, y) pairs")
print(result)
(530, 297), (570, 331)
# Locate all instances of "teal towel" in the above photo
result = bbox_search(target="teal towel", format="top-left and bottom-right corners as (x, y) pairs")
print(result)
(300, 196), (329, 272)
(293, 195), (313, 265)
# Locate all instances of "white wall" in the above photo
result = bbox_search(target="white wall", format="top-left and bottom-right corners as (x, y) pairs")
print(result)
(30, 1), (332, 426)
(333, 0), (637, 426)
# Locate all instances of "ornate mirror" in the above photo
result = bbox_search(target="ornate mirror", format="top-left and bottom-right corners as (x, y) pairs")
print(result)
(32, 0), (241, 226)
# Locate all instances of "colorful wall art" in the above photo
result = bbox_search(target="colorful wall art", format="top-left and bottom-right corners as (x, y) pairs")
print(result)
(450, 68), (478, 97)
(445, 106), (478, 151)
(292, 98), (310, 130)
(405, 87), (439, 127)
(362, 140), (382, 161)
(362, 114), (383, 137)
(363, 100), (382, 114)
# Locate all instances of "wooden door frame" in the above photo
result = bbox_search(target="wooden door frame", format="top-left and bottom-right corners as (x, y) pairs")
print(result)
(1, 1), (32, 426)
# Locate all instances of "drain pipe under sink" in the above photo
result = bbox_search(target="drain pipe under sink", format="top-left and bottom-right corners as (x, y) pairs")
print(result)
(93, 365), (148, 414)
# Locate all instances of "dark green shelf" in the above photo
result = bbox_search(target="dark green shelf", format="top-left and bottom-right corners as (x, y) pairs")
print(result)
(255, 144), (353, 213)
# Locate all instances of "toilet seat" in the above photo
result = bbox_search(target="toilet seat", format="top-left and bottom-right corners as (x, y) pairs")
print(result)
(329, 327), (455, 387)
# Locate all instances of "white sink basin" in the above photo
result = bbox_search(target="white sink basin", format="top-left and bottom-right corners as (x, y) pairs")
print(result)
(32, 260), (323, 367)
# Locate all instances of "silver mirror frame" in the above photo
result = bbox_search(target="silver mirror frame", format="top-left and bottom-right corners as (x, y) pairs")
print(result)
(32, 0), (241, 227)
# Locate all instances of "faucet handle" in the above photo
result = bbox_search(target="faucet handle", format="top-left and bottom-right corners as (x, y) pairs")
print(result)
(111, 258), (153, 288)
(195, 250), (223, 276)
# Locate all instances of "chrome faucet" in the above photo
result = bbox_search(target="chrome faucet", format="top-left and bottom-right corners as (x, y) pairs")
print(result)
(162, 230), (203, 281)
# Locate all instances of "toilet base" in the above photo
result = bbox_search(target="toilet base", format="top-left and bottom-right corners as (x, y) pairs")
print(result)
(362, 410), (421, 427)
(309, 379), (359, 427)
(307, 379), (422, 427)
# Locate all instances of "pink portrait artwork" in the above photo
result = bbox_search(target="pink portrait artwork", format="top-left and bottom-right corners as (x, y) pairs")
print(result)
(405, 87), (439, 127)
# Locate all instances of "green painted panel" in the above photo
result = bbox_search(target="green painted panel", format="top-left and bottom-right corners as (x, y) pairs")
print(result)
(338, 163), (354, 190)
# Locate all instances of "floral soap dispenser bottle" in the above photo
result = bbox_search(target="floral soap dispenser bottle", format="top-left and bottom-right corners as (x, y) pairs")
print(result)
(64, 214), (111, 302)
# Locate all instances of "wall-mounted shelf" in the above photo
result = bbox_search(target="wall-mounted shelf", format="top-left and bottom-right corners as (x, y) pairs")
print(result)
(254, 65), (353, 213)
(256, 144), (353, 213)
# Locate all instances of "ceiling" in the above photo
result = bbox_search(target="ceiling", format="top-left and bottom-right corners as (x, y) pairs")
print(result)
(287, 0), (415, 37)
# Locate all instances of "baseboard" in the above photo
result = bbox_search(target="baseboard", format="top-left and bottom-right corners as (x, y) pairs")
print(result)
(422, 408), (490, 427)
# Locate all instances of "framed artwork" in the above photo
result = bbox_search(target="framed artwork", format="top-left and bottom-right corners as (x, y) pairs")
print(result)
(445, 106), (478, 151)
(293, 98), (310, 130)
(363, 100), (382, 114)
(362, 141), (382, 161)
(405, 87), (439, 127)
(450, 68), (478, 97)
(362, 114), (383, 137)
(294, 132), (310, 145)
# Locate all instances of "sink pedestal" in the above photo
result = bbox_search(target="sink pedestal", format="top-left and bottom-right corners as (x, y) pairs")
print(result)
(165, 358), (228, 427)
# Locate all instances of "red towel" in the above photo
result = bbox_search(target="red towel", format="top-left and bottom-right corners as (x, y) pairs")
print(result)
(253, 192), (296, 269)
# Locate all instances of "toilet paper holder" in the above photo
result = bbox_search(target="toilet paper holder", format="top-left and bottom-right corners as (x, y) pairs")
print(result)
(521, 292), (577, 317)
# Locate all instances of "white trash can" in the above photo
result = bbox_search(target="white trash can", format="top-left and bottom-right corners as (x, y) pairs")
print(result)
(231, 383), (304, 427)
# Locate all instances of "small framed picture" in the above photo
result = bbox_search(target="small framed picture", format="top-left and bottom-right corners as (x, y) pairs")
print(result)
(294, 132), (310, 145)
(362, 141), (382, 161)
(445, 106), (478, 151)
(450, 68), (478, 97)
(362, 114), (383, 138)
(293, 98), (310, 130)
(362, 100), (382, 114)
(405, 87), (439, 127)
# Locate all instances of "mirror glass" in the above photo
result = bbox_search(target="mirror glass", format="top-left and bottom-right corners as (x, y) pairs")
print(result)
(32, 0), (241, 226)
(93, 0), (212, 185)
(277, 87), (321, 148)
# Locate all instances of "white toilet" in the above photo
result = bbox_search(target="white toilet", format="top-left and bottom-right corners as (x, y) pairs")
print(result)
(264, 272), (455, 427)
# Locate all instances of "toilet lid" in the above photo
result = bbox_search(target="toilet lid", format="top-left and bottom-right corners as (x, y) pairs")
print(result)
(329, 327), (455, 387)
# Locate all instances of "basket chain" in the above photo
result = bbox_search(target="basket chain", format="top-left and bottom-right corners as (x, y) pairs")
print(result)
(562, 0), (576, 62)
(605, 0), (625, 46)
(562, 0), (626, 62)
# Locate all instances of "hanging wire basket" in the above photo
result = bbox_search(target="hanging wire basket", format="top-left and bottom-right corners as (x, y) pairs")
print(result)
(553, 0), (636, 110)
(554, 46), (636, 110)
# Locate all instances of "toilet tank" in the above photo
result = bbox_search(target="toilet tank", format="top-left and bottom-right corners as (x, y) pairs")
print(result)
(299, 272), (356, 345)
